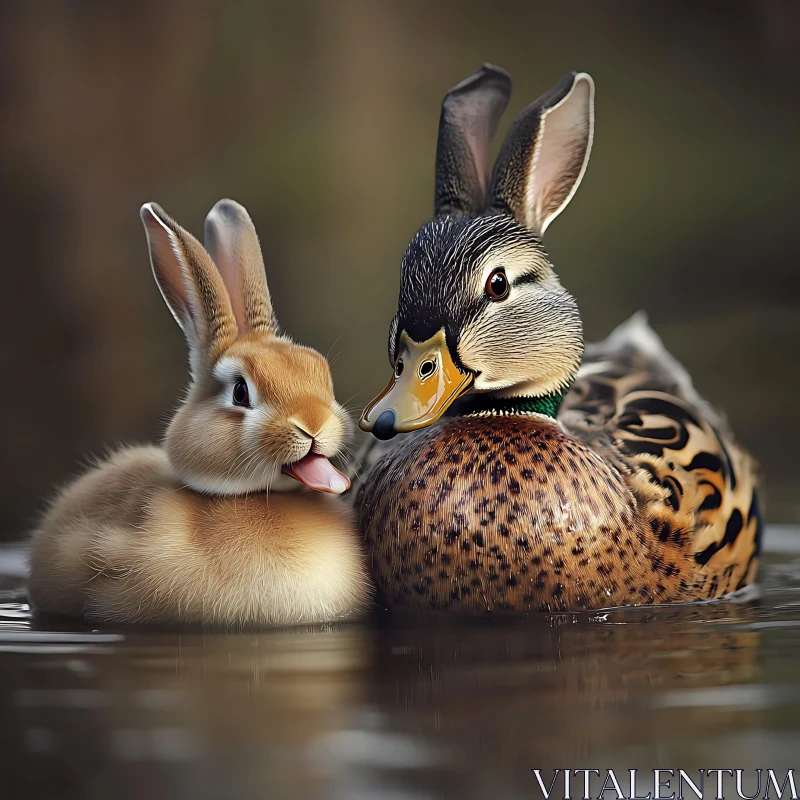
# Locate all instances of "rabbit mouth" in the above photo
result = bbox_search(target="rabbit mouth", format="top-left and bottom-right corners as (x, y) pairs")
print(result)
(281, 452), (350, 495)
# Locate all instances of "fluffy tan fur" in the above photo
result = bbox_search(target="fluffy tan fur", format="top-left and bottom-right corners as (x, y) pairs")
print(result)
(28, 199), (370, 626)
(29, 447), (368, 625)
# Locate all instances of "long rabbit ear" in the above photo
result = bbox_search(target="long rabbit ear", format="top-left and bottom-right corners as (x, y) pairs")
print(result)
(203, 199), (276, 337)
(140, 202), (237, 373)
(488, 72), (594, 235)
(434, 63), (512, 218)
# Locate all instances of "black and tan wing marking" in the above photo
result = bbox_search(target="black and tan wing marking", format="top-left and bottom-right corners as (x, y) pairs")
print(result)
(560, 314), (761, 599)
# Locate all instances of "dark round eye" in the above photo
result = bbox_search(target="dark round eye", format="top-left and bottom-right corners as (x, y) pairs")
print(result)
(232, 377), (250, 407)
(419, 359), (436, 378)
(394, 360), (404, 378)
(485, 268), (509, 300)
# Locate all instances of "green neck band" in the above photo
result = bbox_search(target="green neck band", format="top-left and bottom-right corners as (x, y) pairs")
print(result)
(455, 387), (568, 420)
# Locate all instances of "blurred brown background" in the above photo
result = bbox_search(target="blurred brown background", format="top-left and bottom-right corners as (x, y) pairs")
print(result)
(0, 0), (798, 538)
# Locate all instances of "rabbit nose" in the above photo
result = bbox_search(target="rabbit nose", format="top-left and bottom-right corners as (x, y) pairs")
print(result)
(288, 404), (331, 440)
(290, 418), (315, 438)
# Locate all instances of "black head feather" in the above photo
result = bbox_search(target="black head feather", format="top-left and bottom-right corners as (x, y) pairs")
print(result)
(394, 215), (546, 362)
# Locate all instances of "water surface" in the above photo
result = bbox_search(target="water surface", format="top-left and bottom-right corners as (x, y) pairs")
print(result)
(1, 529), (798, 799)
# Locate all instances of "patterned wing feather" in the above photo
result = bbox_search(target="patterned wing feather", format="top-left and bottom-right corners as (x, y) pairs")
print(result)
(560, 314), (761, 598)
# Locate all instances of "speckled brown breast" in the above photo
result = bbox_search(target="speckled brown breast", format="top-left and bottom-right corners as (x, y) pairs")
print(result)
(358, 415), (696, 613)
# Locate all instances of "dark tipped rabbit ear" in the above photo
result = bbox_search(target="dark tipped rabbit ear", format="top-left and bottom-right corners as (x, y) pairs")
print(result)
(434, 63), (512, 218)
(488, 72), (594, 235)
(141, 203), (237, 373)
(204, 199), (277, 337)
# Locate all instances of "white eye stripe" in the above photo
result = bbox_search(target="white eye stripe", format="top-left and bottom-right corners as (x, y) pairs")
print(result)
(475, 246), (548, 291)
(213, 356), (262, 408)
(213, 355), (246, 383)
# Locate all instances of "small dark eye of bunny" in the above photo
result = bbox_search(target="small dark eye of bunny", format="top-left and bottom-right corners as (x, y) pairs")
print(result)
(232, 377), (250, 408)
(485, 268), (510, 301)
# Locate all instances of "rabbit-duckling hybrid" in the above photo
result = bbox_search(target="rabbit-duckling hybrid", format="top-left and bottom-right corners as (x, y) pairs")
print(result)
(28, 199), (370, 626)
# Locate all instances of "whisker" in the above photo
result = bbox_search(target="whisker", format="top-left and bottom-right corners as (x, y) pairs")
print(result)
(224, 444), (260, 486)
(340, 389), (367, 408)
(325, 337), (341, 362)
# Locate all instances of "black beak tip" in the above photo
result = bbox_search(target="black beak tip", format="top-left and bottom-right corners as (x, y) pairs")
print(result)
(372, 409), (398, 440)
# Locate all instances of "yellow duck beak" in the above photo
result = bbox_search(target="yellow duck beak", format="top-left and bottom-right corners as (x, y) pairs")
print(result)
(360, 329), (474, 440)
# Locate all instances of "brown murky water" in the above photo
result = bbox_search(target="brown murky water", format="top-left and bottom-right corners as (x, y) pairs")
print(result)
(1, 529), (799, 799)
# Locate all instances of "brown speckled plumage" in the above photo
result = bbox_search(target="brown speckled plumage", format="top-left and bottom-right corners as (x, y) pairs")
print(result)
(361, 415), (664, 612)
(356, 319), (761, 613)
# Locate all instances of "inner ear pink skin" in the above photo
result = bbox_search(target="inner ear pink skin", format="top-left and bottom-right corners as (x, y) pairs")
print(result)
(281, 453), (350, 495)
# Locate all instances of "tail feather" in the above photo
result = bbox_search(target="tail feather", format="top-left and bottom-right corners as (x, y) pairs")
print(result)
(584, 312), (723, 429)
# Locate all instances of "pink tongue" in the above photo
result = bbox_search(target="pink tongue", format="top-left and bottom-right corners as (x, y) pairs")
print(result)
(286, 452), (350, 495)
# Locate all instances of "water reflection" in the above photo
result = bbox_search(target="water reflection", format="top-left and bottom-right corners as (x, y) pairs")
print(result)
(1, 533), (798, 798)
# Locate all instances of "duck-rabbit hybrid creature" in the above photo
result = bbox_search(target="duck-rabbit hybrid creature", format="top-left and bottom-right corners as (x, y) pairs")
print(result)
(356, 65), (761, 613)
(29, 200), (370, 626)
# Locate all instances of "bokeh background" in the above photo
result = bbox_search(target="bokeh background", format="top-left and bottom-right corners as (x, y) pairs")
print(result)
(1, 0), (798, 539)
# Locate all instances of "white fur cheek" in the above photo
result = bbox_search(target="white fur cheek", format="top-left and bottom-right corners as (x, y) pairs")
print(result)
(241, 404), (276, 449)
(177, 401), (281, 494)
(333, 402), (354, 443)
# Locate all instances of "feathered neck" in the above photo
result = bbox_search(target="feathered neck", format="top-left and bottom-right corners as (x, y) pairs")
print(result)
(451, 387), (568, 420)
